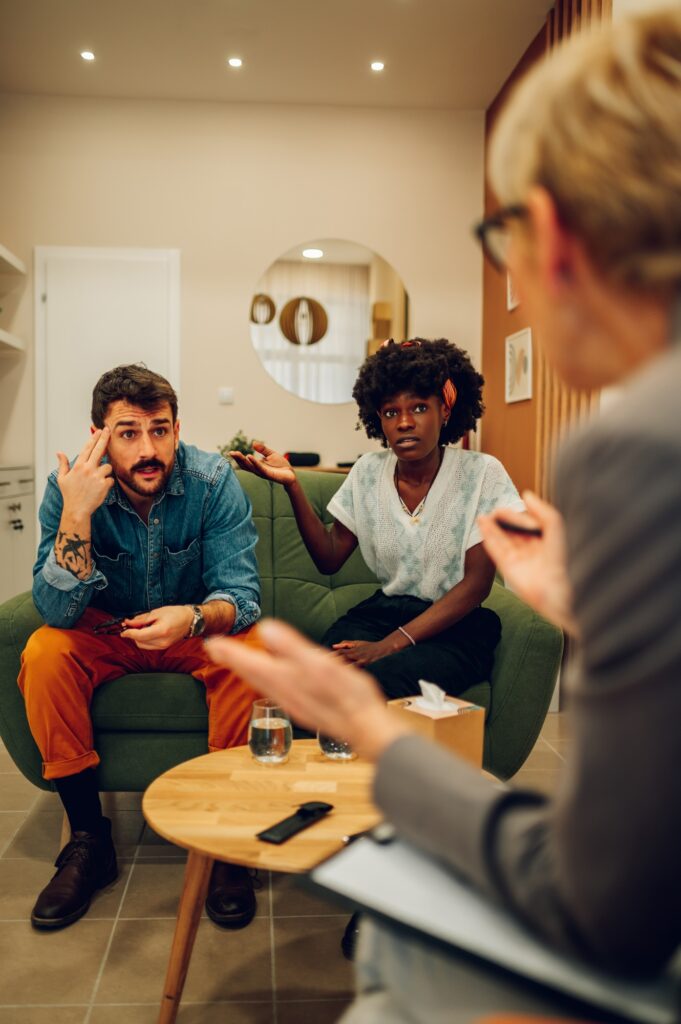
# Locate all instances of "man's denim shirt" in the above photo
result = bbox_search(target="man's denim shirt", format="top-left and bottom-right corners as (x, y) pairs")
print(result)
(33, 442), (261, 633)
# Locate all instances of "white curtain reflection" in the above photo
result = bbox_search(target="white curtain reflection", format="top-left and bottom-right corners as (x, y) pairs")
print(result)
(251, 259), (370, 404)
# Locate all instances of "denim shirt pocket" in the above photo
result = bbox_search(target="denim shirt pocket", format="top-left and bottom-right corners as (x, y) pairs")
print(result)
(163, 537), (203, 605)
(92, 547), (133, 613)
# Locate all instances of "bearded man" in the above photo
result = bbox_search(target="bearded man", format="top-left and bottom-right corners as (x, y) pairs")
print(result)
(20, 364), (261, 932)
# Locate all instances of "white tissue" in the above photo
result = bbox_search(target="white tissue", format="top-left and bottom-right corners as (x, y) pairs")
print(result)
(412, 679), (448, 711)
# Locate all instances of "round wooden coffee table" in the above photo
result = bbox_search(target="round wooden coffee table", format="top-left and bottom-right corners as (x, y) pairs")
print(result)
(143, 739), (379, 1024)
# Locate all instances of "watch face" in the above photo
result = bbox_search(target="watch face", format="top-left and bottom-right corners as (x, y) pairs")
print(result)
(191, 607), (205, 637)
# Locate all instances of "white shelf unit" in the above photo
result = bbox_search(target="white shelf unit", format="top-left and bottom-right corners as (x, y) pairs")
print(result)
(0, 244), (27, 276)
(0, 243), (27, 352)
(0, 328), (24, 352)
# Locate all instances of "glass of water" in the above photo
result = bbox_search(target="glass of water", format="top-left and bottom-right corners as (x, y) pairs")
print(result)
(248, 699), (292, 765)
(317, 731), (357, 761)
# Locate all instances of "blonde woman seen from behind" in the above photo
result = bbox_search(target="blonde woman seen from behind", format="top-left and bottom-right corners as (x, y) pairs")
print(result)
(209, 10), (681, 1021)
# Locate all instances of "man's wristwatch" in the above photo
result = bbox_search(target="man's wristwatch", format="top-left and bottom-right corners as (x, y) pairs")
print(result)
(186, 604), (206, 638)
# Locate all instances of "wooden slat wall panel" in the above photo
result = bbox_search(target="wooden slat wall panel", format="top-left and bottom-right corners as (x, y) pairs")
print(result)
(571, 0), (581, 33)
(534, 0), (609, 496)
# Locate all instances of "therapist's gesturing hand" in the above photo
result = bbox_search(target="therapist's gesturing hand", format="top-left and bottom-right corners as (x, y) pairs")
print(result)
(478, 490), (578, 637)
(206, 620), (410, 762)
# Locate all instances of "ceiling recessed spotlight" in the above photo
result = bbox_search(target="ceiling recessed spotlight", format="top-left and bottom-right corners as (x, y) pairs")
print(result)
(228, 57), (243, 68)
(371, 61), (385, 72)
(302, 248), (324, 260)
(80, 50), (96, 62)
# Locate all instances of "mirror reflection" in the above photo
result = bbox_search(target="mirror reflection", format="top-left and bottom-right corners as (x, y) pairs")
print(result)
(249, 238), (409, 404)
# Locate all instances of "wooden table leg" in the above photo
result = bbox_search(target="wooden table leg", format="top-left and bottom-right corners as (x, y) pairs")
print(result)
(157, 850), (213, 1024)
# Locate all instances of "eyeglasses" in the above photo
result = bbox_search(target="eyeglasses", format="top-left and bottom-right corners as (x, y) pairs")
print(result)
(473, 204), (528, 272)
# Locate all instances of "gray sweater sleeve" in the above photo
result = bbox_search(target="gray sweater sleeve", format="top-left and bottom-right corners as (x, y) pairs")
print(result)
(374, 421), (681, 975)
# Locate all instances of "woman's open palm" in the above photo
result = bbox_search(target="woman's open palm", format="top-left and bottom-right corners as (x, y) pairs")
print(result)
(229, 441), (296, 486)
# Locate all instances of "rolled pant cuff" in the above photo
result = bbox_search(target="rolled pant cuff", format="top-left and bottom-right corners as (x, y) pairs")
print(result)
(43, 750), (100, 781)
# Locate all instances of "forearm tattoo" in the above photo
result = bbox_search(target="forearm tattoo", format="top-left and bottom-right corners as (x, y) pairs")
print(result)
(55, 531), (92, 579)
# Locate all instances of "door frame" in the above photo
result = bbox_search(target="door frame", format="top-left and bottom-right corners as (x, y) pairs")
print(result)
(33, 246), (181, 504)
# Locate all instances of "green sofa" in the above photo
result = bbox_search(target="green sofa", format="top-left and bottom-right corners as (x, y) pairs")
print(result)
(0, 469), (562, 791)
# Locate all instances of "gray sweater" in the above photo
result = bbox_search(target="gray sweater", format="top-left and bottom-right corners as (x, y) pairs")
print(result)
(374, 313), (681, 976)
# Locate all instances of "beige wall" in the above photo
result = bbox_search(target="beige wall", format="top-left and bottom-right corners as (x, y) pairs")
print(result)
(612, 0), (669, 15)
(0, 94), (484, 470)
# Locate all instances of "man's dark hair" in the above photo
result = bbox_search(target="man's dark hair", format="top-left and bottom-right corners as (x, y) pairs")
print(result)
(353, 338), (485, 446)
(91, 364), (178, 427)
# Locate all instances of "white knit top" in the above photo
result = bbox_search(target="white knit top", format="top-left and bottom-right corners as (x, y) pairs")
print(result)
(327, 447), (524, 602)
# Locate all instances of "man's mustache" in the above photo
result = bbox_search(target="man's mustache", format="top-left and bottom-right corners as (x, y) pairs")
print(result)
(131, 459), (165, 472)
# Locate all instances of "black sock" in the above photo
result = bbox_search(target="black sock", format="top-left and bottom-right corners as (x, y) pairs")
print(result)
(55, 768), (104, 836)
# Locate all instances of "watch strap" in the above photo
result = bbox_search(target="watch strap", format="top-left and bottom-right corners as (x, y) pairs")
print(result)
(186, 604), (205, 638)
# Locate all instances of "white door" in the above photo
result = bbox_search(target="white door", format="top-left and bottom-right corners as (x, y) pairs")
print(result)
(34, 246), (180, 494)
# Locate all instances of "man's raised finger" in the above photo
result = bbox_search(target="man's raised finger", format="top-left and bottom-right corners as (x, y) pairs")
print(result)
(89, 426), (111, 464)
(75, 430), (103, 464)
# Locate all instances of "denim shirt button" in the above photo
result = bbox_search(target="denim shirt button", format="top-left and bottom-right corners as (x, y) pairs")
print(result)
(153, 518), (160, 525)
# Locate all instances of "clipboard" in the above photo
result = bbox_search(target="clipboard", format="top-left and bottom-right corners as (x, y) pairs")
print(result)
(310, 836), (680, 1024)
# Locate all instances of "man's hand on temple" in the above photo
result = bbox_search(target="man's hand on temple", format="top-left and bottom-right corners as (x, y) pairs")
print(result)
(120, 605), (194, 649)
(53, 428), (114, 579)
(206, 619), (411, 762)
(56, 428), (114, 517)
(478, 490), (578, 637)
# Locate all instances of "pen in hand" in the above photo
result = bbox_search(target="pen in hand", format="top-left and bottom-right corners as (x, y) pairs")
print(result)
(495, 518), (543, 538)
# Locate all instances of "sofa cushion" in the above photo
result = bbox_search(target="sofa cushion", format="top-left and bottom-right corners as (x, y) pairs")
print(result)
(235, 472), (274, 617)
(270, 471), (379, 640)
(92, 673), (207, 732)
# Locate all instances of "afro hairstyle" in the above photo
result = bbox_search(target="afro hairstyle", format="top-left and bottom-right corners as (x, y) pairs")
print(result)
(353, 338), (484, 446)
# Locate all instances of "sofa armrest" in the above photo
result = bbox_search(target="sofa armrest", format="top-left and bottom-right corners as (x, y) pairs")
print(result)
(482, 583), (564, 780)
(0, 592), (50, 789)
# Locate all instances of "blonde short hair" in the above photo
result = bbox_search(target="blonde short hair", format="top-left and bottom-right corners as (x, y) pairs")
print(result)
(489, 8), (681, 292)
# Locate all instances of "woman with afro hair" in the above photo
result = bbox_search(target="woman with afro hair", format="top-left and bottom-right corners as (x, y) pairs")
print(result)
(232, 338), (524, 700)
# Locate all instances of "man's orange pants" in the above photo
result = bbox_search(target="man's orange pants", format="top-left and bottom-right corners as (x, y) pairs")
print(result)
(17, 607), (261, 780)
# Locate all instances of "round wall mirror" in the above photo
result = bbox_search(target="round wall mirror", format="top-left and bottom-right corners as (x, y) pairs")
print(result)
(249, 238), (409, 404)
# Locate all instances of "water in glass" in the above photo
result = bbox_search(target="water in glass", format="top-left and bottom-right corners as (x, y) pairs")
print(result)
(318, 732), (357, 761)
(249, 700), (292, 765)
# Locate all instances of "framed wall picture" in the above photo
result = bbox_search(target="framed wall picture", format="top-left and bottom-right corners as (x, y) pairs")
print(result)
(506, 271), (519, 311)
(505, 327), (532, 403)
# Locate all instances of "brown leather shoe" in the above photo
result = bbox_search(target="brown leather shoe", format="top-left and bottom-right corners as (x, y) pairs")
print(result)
(205, 861), (256, 929)
(31, 817), (118, 930)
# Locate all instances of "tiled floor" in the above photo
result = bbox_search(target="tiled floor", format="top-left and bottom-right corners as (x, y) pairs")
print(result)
(0, 716), (569, 1024)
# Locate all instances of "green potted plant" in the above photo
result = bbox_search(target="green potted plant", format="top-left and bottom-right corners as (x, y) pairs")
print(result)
(218, 429), (255, 462)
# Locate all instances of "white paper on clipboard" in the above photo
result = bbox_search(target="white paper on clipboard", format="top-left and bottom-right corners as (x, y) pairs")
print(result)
(311, 837), (680, 1024)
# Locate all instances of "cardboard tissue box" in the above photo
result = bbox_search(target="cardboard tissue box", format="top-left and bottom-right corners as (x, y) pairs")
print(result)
(387, 680), (484, 767)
